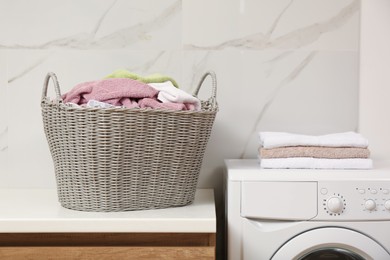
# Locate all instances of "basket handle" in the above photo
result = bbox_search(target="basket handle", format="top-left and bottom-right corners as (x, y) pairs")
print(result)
(41, 72), (62, 102)
(193, 71), (217, 106)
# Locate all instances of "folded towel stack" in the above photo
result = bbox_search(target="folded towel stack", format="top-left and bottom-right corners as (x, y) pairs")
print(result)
(258, 132), (373, 169)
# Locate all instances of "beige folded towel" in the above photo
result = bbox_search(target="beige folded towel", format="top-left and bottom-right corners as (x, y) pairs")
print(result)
(259, 146), (370, 159)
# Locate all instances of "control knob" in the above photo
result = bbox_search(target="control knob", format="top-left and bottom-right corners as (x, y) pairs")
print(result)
(327, 197), (344, 214)
(384, 200), (390, 211)
(364, 199), (376, 211)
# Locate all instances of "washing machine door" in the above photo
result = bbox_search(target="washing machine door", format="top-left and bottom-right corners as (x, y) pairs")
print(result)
(272, 227), (390, 260)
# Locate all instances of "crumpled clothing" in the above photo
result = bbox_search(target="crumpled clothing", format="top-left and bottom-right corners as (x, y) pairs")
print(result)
(138, 98), (187, 110)
(62, 78), (194, 110)
(105, 69), (179, 88)
(148, 81), (201, 111)
(62, 78), (158, 108)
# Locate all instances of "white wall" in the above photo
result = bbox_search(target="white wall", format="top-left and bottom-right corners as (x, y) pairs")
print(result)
(0, 0), (359, 188)
(359, 0), (390, 160)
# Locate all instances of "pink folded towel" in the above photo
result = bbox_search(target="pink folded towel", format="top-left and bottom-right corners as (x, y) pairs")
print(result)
(62, 78), (158, 108)
(259, 146), (371, 159)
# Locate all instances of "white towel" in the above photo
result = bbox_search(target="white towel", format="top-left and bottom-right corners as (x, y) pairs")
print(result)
(148, 81), (201, 111)
(87, 99), (119, 108)
(259, 132), (369, 149)
(259, 158), (373, 169)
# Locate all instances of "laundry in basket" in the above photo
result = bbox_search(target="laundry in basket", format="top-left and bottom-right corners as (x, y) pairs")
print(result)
(41, 71), (218, 212)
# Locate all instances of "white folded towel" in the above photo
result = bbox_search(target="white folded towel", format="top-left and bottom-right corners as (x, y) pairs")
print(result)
(148, 81), (201, 111)
(259, 132), (369, 149)
(259, 158), (373, 169)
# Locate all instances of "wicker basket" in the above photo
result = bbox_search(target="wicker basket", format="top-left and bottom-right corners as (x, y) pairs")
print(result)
(41, 71), (218, 212)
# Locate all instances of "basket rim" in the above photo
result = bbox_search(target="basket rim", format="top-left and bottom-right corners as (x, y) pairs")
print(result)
(41, 98), (218, 115)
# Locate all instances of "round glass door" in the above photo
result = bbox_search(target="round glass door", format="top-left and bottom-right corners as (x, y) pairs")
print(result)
(272, 227), (389, 260)
(299, 247), (365, 260)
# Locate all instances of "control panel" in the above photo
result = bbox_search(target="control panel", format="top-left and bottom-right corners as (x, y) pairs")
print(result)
(316, 181), (390, 221)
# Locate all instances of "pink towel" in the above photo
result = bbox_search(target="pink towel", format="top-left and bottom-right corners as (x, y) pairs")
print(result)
(259, 146), (371, 159)
(139, 98), (187, 110)
(62, 78), (158, 108)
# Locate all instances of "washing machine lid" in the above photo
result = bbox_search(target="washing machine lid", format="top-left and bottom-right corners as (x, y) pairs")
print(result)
(272, 227), (389, 260)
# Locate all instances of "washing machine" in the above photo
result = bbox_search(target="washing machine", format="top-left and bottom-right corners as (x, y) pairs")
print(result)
(225, 159), (390, 260)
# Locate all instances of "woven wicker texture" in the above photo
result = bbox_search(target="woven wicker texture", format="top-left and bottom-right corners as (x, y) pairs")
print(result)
(41, 72), (218, 212)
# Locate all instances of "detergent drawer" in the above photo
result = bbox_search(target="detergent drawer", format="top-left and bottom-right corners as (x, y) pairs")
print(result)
(241, 181), (318, 220)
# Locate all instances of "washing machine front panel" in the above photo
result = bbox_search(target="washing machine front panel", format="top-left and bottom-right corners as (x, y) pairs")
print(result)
(241, 181), (318, 220)
(316, 181), (390, 221)
(271, 227), (390, 260)
(240, 179), (390, 221)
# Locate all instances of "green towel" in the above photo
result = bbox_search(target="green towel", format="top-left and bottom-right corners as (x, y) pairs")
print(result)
(105, 69), (179, 88)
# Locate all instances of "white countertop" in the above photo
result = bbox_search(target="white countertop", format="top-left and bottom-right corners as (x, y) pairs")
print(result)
(0, 188), (216, 233)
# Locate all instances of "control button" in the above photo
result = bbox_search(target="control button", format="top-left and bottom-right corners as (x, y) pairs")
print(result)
(385, 200), (390, 210)
(383, 189), (389, 195)
(358, 189), (365, 194)
(320, 188), (328, 195)
(365, 199), (376, 211)
(327, 197), (344, 214)
(371, 189), (378, 194)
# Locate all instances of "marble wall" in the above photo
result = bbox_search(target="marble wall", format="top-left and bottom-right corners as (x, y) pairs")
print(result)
(0, 0), (360, 188)
(359, 0), (390, 160)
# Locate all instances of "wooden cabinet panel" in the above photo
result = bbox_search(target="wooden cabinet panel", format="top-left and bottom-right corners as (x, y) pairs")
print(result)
(0, 246), (214, 260)
(0, 233), (216, 259)
(0, 233), (215, 247)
